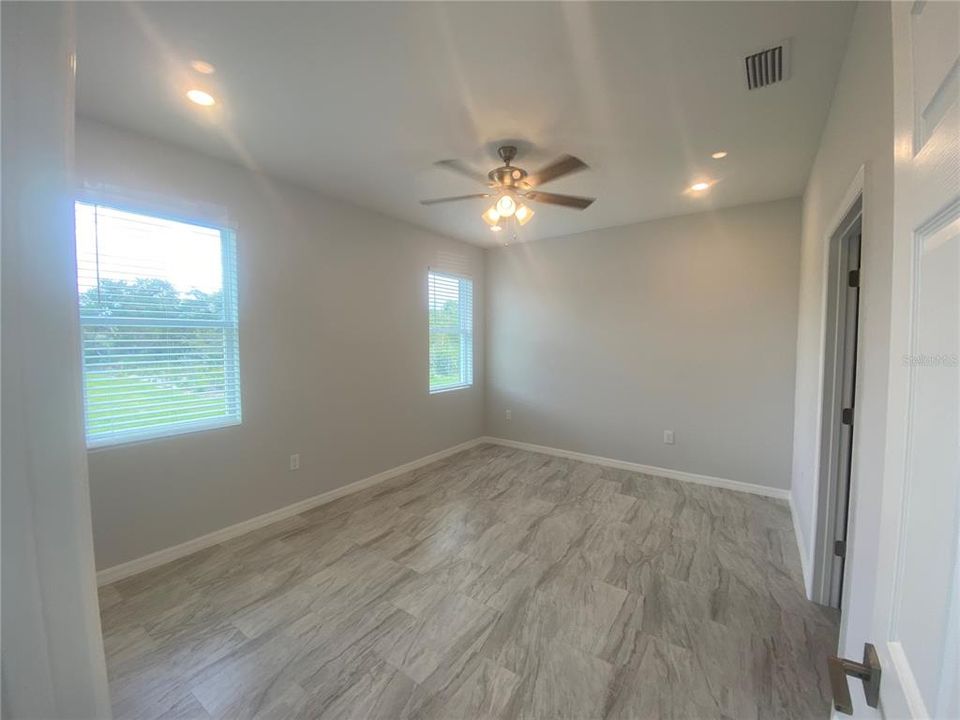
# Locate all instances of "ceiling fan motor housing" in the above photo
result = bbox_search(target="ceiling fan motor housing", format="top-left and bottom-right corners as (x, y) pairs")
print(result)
(490, 147), (526, 187)
(489, 165), (527, 187)
(497, 145), (518, 164)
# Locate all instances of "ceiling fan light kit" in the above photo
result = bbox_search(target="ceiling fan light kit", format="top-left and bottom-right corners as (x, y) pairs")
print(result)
(421, 144), (595, 234)
(484, 196), (534, 233)
(481, 206), (501, 226)
(496, 194), (517, 217)
(514, 203), (534, 226)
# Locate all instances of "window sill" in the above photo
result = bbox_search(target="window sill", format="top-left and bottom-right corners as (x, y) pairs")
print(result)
(87, 417), (241, 451)
(429, 384), (473, 395)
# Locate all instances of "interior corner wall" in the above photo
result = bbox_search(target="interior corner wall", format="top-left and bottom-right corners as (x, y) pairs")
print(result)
(1, 5), (111, 716)
(790, 0), (894, 633)
(76, 118), (485, 570)
(484, 197), (802, 492)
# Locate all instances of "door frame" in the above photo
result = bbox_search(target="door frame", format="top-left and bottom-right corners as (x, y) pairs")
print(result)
(813, 198), (863, 607)
(809, 166), (865, 606)
(833, 1), (959, 714)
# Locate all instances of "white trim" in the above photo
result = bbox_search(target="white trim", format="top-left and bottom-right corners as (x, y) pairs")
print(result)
(809, 165), (866, 606)
(480, 436), (791, 501)
(87, 417), (241, 450)
(790, 493), (814, 598)
(96, 438), (485, 586)
(484, 437), (811, 585)
(429, 383), (473, 395)
(887, 641), (931, 719)
(98, 436), (805, 587)
(76, 183), (233, 230)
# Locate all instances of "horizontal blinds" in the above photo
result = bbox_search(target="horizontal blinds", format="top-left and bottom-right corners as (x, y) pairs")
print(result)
(428, 270), (473, 392)
(75, 202), (241, 446)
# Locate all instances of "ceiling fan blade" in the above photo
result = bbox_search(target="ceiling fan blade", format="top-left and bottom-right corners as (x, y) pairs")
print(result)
(420, 193), (491, 206)
(523, 190), (595, 210)
(434, 159), (490, 185)
(525, 154), (588, 187)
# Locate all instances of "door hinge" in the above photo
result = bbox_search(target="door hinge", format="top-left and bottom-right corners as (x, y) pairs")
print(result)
(834, 540), (846, 558)
(842, 407), (854, 426)
(848, 269), (860, 288)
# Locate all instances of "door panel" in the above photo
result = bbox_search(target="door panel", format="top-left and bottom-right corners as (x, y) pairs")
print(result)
(861, 2), (960, 718)
(891, 205), (959, 717)
(911, 1), (959, 153)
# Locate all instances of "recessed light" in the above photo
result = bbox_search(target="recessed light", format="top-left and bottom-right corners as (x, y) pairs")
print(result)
(186, 89), (216, 106)
(711, 151), (728, 159)
(190, 60), (216, 75)
(689, 181), (711, 192)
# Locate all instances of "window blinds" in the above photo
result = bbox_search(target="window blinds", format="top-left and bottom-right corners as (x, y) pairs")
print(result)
(75, 202), (241, 446)
(428, 270), (473, 392)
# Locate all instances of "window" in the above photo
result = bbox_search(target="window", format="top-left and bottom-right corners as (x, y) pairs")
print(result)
(75, 201), (241, 447)
(428, 270), (473, 392)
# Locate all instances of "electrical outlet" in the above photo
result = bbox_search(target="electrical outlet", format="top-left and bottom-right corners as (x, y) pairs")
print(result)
(505, 409), (512, 421)
(289, 453), (300, 471)
(663, 430), (675, 445)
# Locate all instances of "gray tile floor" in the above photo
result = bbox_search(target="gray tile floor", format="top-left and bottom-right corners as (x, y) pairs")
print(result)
(99, 443), (839, 719)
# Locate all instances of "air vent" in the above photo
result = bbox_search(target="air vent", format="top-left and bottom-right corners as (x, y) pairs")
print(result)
(745, 45), (787, 90)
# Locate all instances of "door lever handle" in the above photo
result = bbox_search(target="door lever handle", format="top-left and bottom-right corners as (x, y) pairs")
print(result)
(828, 643), (881, 715)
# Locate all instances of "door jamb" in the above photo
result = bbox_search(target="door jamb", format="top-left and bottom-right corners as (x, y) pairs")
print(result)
(810, 166), (866, 606)
(813, 200), (862, 607)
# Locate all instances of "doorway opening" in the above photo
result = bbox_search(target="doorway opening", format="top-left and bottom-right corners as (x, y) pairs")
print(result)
(813, 197), (862, 609)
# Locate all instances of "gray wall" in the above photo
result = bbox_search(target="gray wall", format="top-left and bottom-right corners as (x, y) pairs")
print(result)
(485, 198), (801, 491)
(78, 119), (485, 570)
(791, 1), (894, 643)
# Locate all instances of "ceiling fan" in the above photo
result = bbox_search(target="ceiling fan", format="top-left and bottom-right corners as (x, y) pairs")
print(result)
(420, 145), (595, 233)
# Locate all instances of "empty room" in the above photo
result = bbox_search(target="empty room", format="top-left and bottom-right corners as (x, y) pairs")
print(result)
(3, 1), (958, 719)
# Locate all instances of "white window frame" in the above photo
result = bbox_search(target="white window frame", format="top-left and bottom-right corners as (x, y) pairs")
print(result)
(75, 199), (242, 448)
(428, 269), (474, 394)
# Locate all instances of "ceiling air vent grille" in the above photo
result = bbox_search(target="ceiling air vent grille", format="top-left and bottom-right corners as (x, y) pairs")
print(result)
(745, 45), (785, 90)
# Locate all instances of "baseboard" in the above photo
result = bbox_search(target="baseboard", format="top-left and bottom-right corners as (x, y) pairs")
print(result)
(789, 492), (814, 600)
(479, 436), (791, 501)
(98, 435), (799, 586)
(96, 437), (485, 586)
(479, 437), (809, 589)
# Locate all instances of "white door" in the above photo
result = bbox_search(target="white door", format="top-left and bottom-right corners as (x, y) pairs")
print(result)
(838, 2), (959, 718)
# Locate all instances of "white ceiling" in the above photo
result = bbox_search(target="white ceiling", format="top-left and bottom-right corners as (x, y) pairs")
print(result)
(76, 2), (855, 246)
